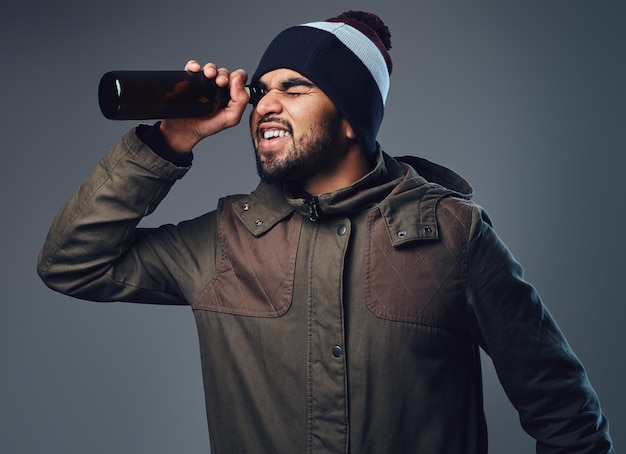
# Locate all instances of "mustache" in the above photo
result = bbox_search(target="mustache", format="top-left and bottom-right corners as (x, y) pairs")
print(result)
(256, 116), (293, 133)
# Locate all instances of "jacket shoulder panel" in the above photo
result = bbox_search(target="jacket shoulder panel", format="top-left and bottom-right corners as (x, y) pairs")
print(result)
(365, 196), (475, 331)
(193, 195), (302, 317)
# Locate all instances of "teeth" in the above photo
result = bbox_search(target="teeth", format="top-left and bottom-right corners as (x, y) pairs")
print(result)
(263, 130), (290, 140)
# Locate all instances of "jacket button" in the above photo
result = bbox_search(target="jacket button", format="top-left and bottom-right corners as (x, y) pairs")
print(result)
(337, 225), (347, 236)
(242, 203), (250, 211)
(332, 345), (343, 358)
(255, 219), (263, 226)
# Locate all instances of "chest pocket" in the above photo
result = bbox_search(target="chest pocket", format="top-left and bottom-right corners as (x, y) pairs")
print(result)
(364, 197), (473, 331)
(194, 198), (302, 317)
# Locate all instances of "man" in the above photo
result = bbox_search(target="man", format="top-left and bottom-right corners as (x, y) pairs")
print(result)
(37, 10), (613, 453)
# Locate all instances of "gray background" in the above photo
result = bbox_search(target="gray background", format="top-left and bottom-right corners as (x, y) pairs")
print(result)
(1, 1), (624, 452)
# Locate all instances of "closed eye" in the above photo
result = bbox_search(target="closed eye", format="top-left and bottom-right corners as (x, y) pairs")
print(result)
(280, 78), (314, 96)
(283, 90), (308, 97)
(248, 76), (316, 105)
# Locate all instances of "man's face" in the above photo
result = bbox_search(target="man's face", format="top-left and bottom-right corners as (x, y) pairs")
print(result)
(249, 68), (350, 185)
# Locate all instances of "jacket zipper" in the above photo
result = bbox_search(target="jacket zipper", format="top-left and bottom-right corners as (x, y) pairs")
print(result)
(306, 197), (320, 222)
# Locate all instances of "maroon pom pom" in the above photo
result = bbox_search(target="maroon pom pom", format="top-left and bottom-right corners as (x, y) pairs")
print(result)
(335, 10), (392, 50)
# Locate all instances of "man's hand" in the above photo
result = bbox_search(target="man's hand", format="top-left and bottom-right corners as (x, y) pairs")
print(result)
(159, 60), (249, 153)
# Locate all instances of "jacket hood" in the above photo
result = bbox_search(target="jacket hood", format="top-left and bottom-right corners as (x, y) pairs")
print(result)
(395, 155), (473, 200)
(305, 151), (474, 219)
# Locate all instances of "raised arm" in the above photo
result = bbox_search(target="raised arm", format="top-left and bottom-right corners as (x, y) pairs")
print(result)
(37, 62), (249, 305)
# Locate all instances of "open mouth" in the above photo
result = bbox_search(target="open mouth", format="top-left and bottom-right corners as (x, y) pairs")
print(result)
(257, 127), (291, 152)
(263, 129), (291, 140)
(257, 118), (292, 143)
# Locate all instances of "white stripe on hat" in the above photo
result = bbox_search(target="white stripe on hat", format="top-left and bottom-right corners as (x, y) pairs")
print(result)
(302, 21), (389, 103)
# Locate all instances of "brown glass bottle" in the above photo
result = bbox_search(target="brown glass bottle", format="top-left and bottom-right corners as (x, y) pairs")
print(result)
(98, 70), (231, 120)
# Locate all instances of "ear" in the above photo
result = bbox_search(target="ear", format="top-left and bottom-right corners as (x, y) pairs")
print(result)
(342, 119), (357, 141)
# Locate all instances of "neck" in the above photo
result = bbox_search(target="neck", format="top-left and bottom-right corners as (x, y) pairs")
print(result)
(301, 145), (373, 197)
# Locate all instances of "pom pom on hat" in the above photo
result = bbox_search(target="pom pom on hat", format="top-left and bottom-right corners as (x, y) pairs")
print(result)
(327, 10), (392, 73)
(251, 11), (392, 156)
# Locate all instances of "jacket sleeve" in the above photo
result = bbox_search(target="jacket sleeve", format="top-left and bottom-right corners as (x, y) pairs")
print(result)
(36, 128), (217, 306)
(466, 205), (613, 453)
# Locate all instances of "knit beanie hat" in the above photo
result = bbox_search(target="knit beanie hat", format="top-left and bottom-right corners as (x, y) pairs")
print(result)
(251, 11), (392, 156)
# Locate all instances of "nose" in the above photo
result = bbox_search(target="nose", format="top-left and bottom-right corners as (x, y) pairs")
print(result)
(254, 89), (282, 116)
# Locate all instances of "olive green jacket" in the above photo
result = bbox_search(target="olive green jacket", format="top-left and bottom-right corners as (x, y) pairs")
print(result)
(37, 129), (613, 453)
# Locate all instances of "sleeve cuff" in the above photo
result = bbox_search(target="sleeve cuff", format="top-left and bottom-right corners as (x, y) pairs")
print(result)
(135, 122), (194, 167)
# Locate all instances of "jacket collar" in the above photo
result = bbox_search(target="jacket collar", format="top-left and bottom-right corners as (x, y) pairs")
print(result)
(232, 148), (474, 245)
(381, 154), (473, 246)
(231, 182), (294, 237)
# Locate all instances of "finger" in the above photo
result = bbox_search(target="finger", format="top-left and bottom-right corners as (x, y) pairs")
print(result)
(215, 67), (231, 86)
(184, 60), (202, 72)
(228, 69), (249, 103)
(202, 63), (219, 79)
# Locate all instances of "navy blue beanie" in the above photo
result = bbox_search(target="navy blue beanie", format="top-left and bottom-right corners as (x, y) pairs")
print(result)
(251, 11), (392, 156)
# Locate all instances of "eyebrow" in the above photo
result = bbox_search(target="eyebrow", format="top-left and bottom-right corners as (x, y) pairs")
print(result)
(257, 77), (315, 91)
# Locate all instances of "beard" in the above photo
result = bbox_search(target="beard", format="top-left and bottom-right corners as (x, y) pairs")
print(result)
(252, 110), (346, 186)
